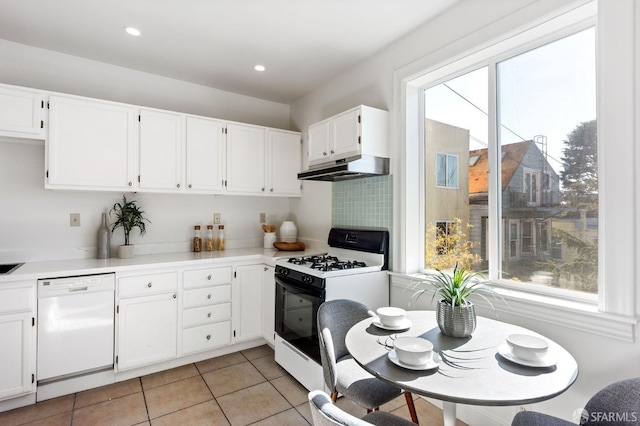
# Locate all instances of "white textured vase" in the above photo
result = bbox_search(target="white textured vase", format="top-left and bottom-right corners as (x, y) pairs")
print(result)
(280, 221), (297, 243)
(118, 245), (135, 259)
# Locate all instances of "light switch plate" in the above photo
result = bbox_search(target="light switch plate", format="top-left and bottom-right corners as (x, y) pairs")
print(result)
(260, 212), (266, 223)
(70, 213), (81, 227)
(213, 213), (221, 224)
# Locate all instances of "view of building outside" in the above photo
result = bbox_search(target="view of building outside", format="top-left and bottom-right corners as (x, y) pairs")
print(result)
(423, 27), (598, 294)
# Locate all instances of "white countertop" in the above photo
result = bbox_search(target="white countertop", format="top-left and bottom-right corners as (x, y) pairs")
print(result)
(0, 247), (316, 283)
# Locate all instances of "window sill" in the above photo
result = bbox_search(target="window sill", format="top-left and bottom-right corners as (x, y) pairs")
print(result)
(389, 272), (639, 343)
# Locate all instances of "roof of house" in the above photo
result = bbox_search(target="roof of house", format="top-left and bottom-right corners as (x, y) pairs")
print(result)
(468, 140), (533, 194)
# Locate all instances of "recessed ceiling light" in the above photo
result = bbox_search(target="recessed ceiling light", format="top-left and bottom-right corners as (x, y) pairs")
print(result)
(124, 26), (141, 36)
(254, 65), (266, 72)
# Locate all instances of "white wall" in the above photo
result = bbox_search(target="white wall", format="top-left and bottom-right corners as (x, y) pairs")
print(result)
(291, 0), (640, 424)
(0, 39), (295, 262)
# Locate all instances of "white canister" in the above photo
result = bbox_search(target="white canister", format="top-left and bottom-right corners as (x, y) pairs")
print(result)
(264, 232), (276, 248)
(280, 221), (297, 243)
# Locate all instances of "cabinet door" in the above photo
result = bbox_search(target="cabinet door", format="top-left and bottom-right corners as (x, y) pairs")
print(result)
(234, 265), (263, 342)
(308, 120), (331, 167)
(0, 312), (33, 400)
(331, 107), (361, 160)
(47, 95), (136, 190)
(0, 84), (45, 140)
(117, 293), (177, 371)
(266, 129), (301, 196)
(185, 116), (226, 192)
(139, 109), (183, 191)
(226, 123), (266, 193)
(262, 266), (275, 345)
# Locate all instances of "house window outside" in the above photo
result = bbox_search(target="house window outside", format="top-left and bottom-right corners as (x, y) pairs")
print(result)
(436, 153), (458, 188)
(422, 26), (598, 295)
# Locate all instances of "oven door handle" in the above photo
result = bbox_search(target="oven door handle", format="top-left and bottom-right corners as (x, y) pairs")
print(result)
(276, 276), (324, 297)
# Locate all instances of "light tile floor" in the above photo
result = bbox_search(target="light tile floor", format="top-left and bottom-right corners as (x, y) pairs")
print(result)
(0, 345), (464, 426)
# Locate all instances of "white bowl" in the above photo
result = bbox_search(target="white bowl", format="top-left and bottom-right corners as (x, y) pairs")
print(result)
(376, 307), (406, 327)
(394, 337), (433, 366)
(506, 334), (549, 361)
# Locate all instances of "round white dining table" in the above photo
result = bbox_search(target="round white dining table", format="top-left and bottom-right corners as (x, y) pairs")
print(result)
(345, 311), (578, 426)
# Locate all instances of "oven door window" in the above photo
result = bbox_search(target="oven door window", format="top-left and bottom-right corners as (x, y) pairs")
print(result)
(275, 277), (323, 363)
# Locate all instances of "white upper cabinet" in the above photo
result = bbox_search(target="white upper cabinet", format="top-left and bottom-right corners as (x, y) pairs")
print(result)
(138, 109), (183, 191)
(266, 129), (301, 196)
(226, 123), (266, 194)
(0, 84), (45, 140)
(185, 116), (226, 193)
(46, 95), (137, 190)
(307, 105), (389, 168)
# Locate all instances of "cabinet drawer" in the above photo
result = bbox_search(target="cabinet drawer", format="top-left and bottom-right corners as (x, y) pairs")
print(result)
(0, 286), (33, 314)
(184, 267), (232, 289)
(183, 302), (231, 328)
(182, 321), (231, 354)
(119, 272), (178, 298)
(183, 285), (231, 308)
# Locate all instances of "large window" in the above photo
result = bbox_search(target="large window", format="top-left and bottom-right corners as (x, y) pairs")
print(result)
(422, 26), (598, 295)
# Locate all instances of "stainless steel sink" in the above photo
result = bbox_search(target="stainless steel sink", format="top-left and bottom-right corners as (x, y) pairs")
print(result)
(0, 263), (24, 274)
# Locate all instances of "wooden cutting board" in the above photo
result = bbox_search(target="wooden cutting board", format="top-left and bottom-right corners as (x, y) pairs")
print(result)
(273, 241), (306, 251)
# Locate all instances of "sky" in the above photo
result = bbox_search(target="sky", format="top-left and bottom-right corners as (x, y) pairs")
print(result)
(424, 27), (596, 176)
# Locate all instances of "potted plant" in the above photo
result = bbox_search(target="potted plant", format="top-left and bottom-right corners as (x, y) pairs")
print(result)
(409, 263), (503, 338)
(110, 195), (150, 259)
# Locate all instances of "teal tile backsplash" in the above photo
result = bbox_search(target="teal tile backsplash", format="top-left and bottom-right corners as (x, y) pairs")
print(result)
(332, 175), (393, 263)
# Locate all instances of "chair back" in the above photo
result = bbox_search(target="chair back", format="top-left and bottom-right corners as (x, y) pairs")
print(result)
(308, 390), (373, 426)
(582, 377), (640, 425)
(317, 299), (373, 391)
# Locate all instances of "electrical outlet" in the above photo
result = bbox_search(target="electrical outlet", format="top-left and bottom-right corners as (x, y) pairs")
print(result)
(260, 212), (266, 223)
(213, 213), (221, 224)
(70, 213), (81, 227)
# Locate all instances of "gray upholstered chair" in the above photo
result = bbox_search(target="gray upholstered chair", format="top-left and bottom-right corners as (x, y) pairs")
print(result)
(511, 377), (640, 426)
(309, 390), (417, 426)
(317, 299), (418, 424)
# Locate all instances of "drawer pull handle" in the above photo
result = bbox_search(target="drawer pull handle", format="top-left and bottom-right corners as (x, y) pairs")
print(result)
(206, 334), (211, 340)
(207, 312), (211, 318)
(207, 274), (212, 280)
(147, 282), (152, 288)
(207, 294), (212, 299)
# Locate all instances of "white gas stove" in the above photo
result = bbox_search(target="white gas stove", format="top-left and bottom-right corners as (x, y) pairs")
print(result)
(273, 228), (390, 391)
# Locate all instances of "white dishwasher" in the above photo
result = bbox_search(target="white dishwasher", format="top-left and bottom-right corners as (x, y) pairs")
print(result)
(37, 273), (115, 383)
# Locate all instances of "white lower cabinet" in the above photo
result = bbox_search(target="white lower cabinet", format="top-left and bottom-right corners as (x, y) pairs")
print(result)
(0, 282), (36, 401)
(181, 267), (233, 355)
(116, 272), (178, 371)
(234, 265), (264, 342)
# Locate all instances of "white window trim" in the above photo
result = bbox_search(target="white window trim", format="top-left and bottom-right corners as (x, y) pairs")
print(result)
(391, 0), (639, 341)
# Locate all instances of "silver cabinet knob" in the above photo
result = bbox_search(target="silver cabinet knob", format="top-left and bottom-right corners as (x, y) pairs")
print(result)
(206, 334), (211, 340)
(147, 282), (152, 288)
(323, 152), (327, 156)
(270, 188), (273, 192)
(207, 294), (212, 299)
(207, 312), (211, 318)
(176, 183), (181, 188)
(207, 274), (212, 280)
(261, 187), (265, 192)
(173, 293), (177, 299)
(128, 181), (132, 186)
(188, 184), (192, 188)
(330, 150), (335, 154)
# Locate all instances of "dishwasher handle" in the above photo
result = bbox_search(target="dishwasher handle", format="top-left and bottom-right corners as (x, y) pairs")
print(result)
(69, 286), (88, 292)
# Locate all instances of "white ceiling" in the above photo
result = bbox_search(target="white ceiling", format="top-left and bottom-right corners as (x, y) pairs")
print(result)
(0, 0), (460, 104)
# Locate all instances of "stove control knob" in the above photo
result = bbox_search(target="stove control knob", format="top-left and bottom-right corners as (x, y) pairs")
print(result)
(302, 275), (313, 284)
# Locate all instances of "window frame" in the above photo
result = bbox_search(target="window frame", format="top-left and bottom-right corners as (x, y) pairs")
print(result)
(402, 3), (600, 305)
(435, 152), (459, 189)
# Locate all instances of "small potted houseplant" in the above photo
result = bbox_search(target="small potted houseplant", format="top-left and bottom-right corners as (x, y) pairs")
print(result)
(409, 263), (503, 338)
(110, 195), (150, 259)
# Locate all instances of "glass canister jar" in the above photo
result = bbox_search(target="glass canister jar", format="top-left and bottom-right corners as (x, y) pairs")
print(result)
(193, 225), (202, 252)
(217, 225), (225, 251)
(205, 225), (215, 251)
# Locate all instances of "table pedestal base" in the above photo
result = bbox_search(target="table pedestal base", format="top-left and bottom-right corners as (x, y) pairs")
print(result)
(443, 401), (457, 426)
